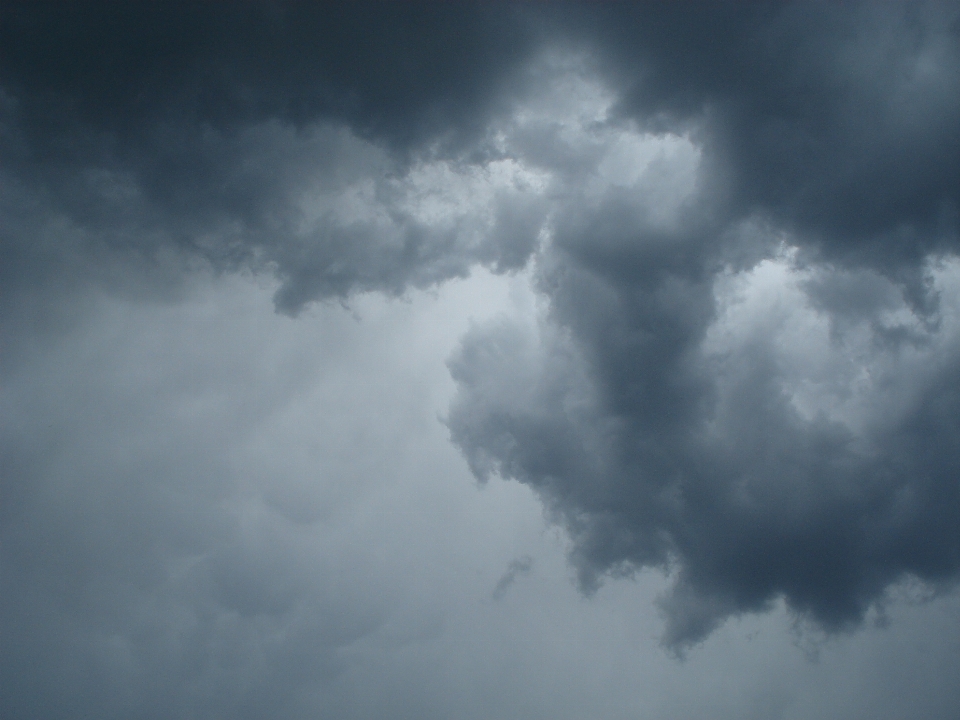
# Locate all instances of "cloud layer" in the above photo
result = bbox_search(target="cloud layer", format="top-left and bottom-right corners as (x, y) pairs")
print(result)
(4, 6), (960, 708)
(0, 1), (548, 334)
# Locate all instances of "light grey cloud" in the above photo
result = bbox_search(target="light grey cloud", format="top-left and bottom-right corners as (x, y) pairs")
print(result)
(0, 271), (534, 719)
(492, 556), (534, 601)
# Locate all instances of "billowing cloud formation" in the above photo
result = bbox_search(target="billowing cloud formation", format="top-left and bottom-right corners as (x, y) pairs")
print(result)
(4, 6), (960, 705)
(448, 1), (960, 650)
(0, 1), (547, 331)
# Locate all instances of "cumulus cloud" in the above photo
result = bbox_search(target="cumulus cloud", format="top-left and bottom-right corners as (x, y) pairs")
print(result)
(448, 1), (960, 651)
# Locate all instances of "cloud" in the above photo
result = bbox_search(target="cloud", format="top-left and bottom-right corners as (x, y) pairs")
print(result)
(0, 270), (538, 720)
(0, 2), (550, 332)
(448, 1), (960, 651)
(492, 556), (534, 600)
(584, 1), (960, 263)
(5, 0), (960, 690)
(0, 279), (397, 719)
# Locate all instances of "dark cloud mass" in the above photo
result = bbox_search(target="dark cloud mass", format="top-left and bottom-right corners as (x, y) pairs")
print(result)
(0, 0), (544, 330)
(5, 2), (960, 717)
(448, 0), (960, 649)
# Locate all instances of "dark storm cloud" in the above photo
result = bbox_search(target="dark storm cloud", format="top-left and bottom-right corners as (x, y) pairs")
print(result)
(0, 2), (536, 147)
(583, 1), (960, 265)
(6, 0), (960, 685)
(449, 1), (960, 650)
(0, 1), (546, 326)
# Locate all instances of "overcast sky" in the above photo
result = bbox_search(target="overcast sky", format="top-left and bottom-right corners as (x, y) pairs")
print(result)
(3, 2), (960, 718)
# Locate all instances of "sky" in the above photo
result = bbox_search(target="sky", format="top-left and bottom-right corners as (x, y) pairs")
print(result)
(3, 2), (960, 718)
